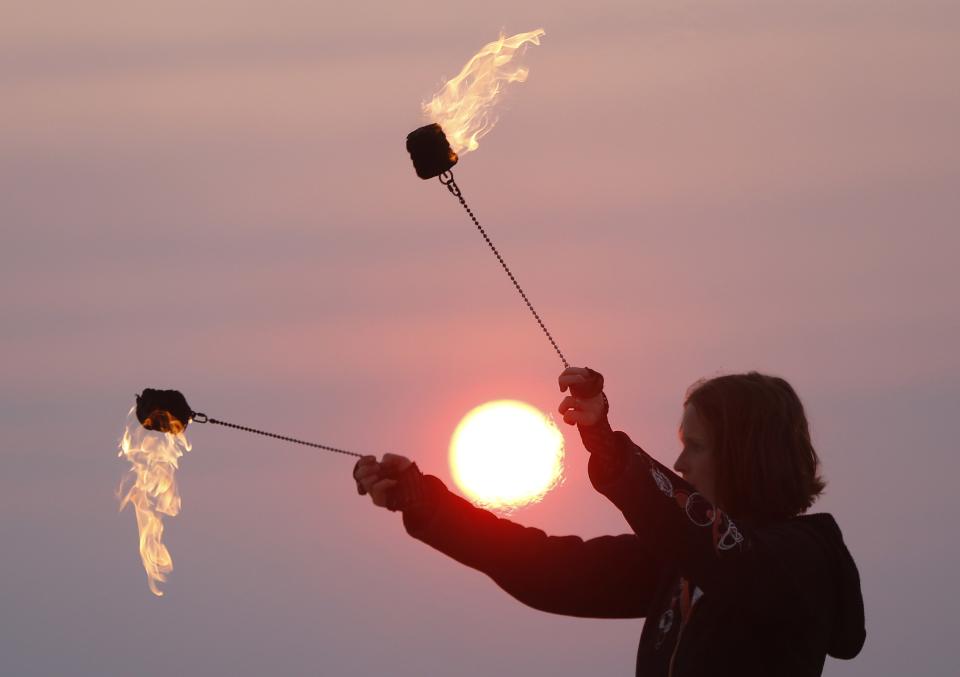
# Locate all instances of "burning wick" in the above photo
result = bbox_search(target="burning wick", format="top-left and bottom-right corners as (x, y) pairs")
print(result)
(118, 388), (367, 596)
(117, 392), (192, 596)
(136, 388), (193, 434)
(406, 29), (568, 367)
(406, 29), (544, 179)
(407, 123), (458, 180)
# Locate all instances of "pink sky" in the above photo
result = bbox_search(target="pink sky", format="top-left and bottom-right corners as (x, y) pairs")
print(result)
(2, 2), (958, 675)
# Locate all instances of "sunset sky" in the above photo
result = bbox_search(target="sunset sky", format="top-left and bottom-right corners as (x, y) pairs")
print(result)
(2, 2), (958, 675)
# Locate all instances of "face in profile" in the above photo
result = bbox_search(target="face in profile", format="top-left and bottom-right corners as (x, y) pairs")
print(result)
(674, 403), (718, 506)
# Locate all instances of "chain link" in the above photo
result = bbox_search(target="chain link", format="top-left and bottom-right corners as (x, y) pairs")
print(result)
(438, 170), (569, 369)
(192, 414), (365, 458)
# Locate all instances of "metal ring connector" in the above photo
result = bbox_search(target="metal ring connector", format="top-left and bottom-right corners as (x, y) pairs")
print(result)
(192, 412), (209, 423)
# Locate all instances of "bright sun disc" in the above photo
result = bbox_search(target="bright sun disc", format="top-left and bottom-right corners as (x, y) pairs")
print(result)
(449, 400), (564, 511)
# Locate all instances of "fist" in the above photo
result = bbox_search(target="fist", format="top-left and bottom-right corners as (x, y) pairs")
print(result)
(353, 453), (413, 508)
(558, 366), (607, 427)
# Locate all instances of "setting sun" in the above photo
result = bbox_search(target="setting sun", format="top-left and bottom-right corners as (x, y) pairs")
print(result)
(449, 400), (564, 511)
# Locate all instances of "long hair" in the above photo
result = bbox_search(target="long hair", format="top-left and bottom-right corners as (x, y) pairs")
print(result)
(685, 372), (825, 524)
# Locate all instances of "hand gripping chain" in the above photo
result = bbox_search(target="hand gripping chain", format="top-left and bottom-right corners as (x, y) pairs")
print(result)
(438, 170), (569, 369)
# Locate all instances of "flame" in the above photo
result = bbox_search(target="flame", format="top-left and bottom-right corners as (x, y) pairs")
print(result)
(117, 407), (190, 596)
(425, 29), (545, 156)
(142, 410), (184, 435)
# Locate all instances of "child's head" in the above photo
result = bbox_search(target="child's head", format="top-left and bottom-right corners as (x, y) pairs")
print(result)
(678, 373), (825, 524)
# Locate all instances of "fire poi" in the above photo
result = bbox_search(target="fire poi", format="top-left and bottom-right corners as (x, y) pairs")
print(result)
(118, 29), (573, 595)
(118, 388), (367, 595)
(406, 29), (567, 367)
(117, 393), (191, 597)
(408, 30), (574, 508)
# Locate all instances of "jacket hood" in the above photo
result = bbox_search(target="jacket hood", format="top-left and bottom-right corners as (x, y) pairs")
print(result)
(799, 514), (866, 659)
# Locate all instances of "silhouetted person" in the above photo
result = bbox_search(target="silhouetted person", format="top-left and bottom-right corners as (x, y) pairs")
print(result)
(354, 368), (865, 676)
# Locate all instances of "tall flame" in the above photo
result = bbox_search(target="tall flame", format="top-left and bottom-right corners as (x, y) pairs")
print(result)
(117, 408), (190, 596)
(425, 29), (545, 156)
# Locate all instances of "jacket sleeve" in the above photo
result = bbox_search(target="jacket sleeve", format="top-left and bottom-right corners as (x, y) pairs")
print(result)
(401, 475), (662, 619)
(578, 423), (866, 657)
(582, 427), (750, 593)
(579, 425), (835, 610)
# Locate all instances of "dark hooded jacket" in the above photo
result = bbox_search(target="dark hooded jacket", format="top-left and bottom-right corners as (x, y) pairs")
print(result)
(397, 424), (866, 676)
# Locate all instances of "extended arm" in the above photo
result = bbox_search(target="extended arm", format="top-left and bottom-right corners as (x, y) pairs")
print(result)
(355, 456), (661, 619)
(404, 472), (660, 618)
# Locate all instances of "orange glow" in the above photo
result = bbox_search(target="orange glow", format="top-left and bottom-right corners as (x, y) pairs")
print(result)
(117, 408), (190, 596)
(424, 29), (545, 155)
(449, 400), (564, 511)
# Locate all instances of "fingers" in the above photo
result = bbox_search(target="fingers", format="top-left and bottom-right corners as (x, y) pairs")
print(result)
(558, 394), (578, 416)
(558, 394), (602, 427)
(560, 366), (605, 398)
(354, 455), (377, 474)
(558, 366), (594, 392)
(354, 455), (378, 495)
(381, 453), (413, 474)
(354, 454), (412, 504)
(369, 478), (398, 508)
(563, 409), (600, 426)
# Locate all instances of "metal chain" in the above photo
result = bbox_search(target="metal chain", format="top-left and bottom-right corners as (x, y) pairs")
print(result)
(191, 413), (364, 458)
(438, 170), (569, 368)
(183, 169), (570, 457)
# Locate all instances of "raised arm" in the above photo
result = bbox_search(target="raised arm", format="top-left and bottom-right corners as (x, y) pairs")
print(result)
(559, 367), (866, 659)
(580, 425), (748, 592)
(558, 367), (754, 584)
(560, 369), (864, 638)
(354, 455), (662, 619)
